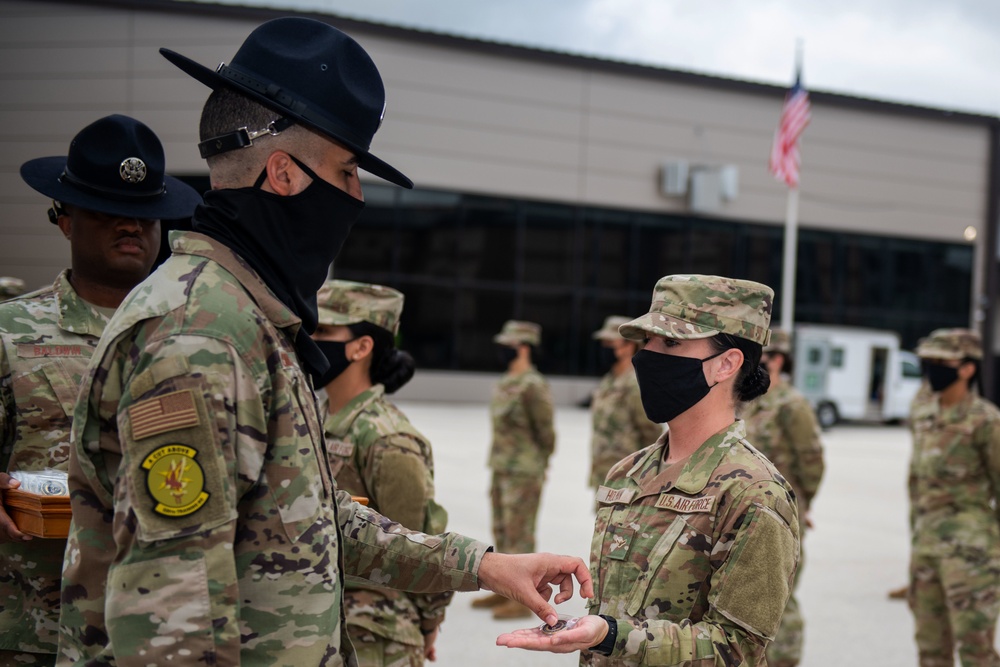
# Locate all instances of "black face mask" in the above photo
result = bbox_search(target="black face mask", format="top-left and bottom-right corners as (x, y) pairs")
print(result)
(314, 339), (354, 387)
(925, 363), (960, 393)
(192, 155), (364, 382)
(598, 346), (617, 371)
(497, 346), (518, 367)
(631, 348), (724, 423)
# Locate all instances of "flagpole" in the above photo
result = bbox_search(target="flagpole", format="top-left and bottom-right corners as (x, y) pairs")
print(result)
(779, 40), (804, 332)
(780, 186), (799, 331)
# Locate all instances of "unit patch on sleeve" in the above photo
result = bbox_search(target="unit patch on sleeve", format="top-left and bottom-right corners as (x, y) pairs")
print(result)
(143, 445), (210, 517)
(129, 389), (201, 440)
(655, 493), (716, 513)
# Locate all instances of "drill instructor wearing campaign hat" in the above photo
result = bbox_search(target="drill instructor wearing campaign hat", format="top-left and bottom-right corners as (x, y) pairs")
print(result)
(59, 19), (590, 666)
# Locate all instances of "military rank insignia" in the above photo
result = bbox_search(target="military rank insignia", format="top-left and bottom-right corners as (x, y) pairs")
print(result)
(142, 445), (209, 517)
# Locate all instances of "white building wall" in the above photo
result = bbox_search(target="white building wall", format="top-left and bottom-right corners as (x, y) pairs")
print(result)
(0, 0), (990, 312)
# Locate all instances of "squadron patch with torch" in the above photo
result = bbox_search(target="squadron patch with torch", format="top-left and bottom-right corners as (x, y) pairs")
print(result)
(142, 444), (209, 517)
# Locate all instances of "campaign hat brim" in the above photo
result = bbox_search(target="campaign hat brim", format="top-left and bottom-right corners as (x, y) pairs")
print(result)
(160, 47), (413, 189)
(20, 156), (202, 220)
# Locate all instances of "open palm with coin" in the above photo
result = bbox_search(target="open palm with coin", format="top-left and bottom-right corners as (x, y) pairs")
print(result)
(496, 615), (609, 653)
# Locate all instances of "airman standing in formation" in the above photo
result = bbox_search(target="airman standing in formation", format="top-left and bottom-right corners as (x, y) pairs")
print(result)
(474, 320), (556, 619)
(0, 114), (199, 666)
(313, 279), (452, 666)
(908, 328), (1000, 667)
(588, 315), (662, 491)
(497, 275), (800, 665)
(742, 328), (825, 667)
(58, 19), (589, 666)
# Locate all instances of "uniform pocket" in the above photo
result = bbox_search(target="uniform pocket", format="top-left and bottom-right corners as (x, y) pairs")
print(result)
(625, 517), (688, 616)
(263, 375), (325, 543)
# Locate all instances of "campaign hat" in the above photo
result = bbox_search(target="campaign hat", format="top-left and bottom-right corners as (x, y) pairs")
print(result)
(20, 114), (201, 222)
(160, 17), (412, 188)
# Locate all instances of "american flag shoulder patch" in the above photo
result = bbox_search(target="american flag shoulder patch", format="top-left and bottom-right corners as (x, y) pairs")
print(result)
(129, 389), (201, 440)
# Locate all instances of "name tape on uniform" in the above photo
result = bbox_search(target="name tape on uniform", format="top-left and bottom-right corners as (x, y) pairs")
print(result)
(655, 493), (715, 513)
(596, 486), (636, 505)
(17, 343), (87, 358)
(328, 440), (355, 457)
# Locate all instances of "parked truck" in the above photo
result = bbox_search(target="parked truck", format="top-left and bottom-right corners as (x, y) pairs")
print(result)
(791, 324), (924, 428)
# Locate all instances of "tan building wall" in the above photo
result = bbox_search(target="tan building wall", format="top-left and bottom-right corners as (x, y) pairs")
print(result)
(0, 0), (991, 313)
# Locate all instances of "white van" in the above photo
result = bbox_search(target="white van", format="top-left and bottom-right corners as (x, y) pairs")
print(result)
(791, 324), (924, 428)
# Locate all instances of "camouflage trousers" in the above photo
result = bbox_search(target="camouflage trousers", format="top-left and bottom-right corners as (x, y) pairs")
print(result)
(909, 551), (1000, 667)
(347, 626), (424, 667)
(489, 471), (544, 554)
(0, 539), (64, 658)
(766, 541), (804, 666)
(0, 650), (56, 666)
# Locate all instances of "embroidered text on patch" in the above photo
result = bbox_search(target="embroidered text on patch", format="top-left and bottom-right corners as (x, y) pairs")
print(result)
(129, 389), (200, 440)
(656, 493), (715, 513)
(142, 444), (209, 517)
(596, 486), (636, 505)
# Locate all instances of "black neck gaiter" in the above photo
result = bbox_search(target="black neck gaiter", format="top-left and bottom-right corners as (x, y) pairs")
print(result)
(192, 156), (365, 382)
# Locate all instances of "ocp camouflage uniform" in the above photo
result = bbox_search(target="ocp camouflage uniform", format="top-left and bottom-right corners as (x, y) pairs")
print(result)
(743, 378), (824, 666)
(908, 330), (1000, 667)
(586, 421), (799, 666)
(489, 322), (555, 554)
(0, 271), (108, 666)
(323, 384), (452, 667)
(59, 232), (490, 666)
(590, 369), (662, 489)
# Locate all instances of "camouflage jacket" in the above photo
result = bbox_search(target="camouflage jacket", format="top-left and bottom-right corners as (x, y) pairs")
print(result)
(0, 270), (109, 654)
(59, 232), (488, 667)
(585, 420), (800, 667)
(741, 380), (824, 512)
(909, 391), (1000, 557)
(488, 368), (555, 474)
(322, 384), (453, 645)
(589, 368), (662, 489)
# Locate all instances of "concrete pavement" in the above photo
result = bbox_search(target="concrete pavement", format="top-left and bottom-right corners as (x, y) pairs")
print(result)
(395, 401), (924, 666)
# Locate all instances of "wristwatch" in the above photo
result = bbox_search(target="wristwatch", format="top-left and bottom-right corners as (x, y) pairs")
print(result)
(588, 615), (617, 656)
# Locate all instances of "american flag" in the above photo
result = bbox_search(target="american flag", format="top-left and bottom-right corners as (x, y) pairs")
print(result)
(769, 73), (811, 188)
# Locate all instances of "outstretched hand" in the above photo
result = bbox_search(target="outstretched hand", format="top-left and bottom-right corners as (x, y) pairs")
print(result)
(477, 552), (593, 626)
(496, 614), (608, 653)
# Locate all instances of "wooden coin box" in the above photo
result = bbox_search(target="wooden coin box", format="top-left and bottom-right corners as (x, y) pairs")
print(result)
(3, 488), (71, 538)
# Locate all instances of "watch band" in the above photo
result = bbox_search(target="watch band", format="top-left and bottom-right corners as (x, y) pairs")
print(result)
(588, 615), (617, 656)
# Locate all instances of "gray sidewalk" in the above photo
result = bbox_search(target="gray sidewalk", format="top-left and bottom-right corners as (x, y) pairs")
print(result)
(395, 400), (928, 666)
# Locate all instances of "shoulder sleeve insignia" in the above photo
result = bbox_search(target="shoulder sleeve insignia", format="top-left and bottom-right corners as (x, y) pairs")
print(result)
(142, 445), (209, 517)
(129, 389), (200, 440)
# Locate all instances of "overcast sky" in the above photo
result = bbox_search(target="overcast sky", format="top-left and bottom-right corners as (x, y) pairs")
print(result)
(203, 0), (1000, 116)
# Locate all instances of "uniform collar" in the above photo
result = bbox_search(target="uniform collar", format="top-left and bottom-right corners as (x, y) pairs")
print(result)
(625, 420), (745, 496)
(168, 230), (301, 333)
(54, 269), (109, 337)
(325, 384), (385, 438)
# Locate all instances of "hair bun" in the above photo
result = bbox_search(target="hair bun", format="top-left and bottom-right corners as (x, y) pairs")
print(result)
(737, 363), (771, 402)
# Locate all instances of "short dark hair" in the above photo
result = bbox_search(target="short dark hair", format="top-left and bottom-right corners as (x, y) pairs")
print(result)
(199, 87), (281, 142)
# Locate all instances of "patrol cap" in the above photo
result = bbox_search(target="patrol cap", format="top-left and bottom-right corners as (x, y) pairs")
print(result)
(493, 320), (541, 347)
(619, 274), (773, 346)
(160, 17), (412, 189)
(0, 277), (26, 301)
(764, 329), (793, 355)
(20, 115), (201, 222)
(916, 328), (982, 361)
(592, 315), (632, 341)
(316, 279), (404, 335)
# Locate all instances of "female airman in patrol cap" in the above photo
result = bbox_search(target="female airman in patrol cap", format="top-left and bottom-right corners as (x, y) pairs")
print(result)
(312, 279), (451, 667)
(908, 328), (1000, 667)
(497, 274), (800, 666)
